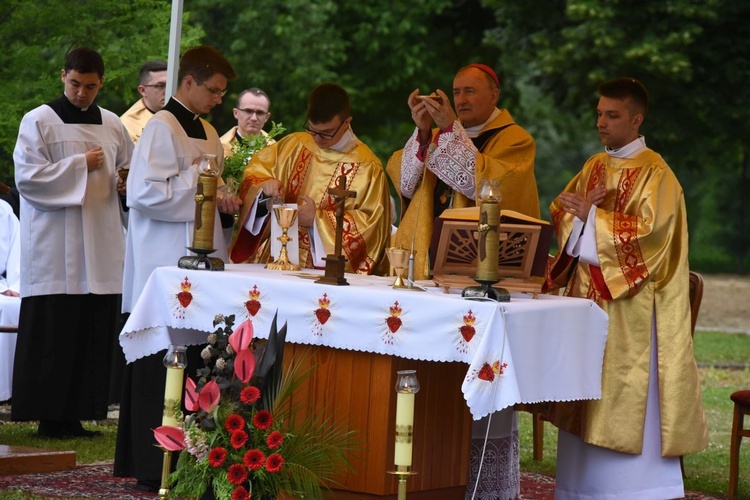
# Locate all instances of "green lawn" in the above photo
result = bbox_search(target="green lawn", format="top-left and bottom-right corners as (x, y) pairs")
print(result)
(1, 329), (749, 498)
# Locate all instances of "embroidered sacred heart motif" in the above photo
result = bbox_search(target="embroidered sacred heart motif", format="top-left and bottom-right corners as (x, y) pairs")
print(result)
(245, 300), (261, 316)
(386, 316), (402, 333)
(177, 291), (192, 308)
(477, 363), (495, 382)
(315, 308), (331, 324)
(460, 324), (475, 342)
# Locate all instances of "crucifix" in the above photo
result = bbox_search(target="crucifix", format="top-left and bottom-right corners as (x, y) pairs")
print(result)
(316, 174), (357, 286)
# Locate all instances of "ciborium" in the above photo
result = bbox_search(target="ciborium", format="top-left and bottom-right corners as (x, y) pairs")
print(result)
(265, 204), (300, 271)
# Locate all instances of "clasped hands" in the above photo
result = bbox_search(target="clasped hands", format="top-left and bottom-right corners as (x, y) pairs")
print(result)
(407, 89), (456, 140)
(556, 179), (606, 223)
(259, 179), (315, 227)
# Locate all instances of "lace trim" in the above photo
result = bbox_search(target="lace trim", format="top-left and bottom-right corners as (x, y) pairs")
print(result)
(400, 129), (426, 197)
(466, 430), (520, 500)
(429, 122), (477, 199)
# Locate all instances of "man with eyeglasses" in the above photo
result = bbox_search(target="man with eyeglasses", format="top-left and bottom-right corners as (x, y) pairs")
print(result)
(120, 60), (168, 142)
(115, 45), (238, 492)
(230, 83), (390, 274)
(220, 87), (274, 158)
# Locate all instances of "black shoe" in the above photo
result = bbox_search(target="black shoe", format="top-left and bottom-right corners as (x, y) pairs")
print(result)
(37, 420), (67, 438)
(65, 421), (102, 438)
(135, 479), (161, 493)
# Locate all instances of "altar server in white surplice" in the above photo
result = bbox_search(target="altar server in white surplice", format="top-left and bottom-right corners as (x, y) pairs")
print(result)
(0, 197), (21, 403)
(11, 47), (132, 438)
(115, 45), (239, 493)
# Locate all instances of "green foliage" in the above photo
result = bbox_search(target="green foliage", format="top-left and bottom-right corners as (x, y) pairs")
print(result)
(223, 122), (286, 188)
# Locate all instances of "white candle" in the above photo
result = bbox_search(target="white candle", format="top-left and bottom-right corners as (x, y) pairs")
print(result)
(394, 392), (415, 466)
(162, 366), (184, 427)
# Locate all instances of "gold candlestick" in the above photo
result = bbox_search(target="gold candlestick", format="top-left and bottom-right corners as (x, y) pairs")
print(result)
(388, 370), (420, 499)
(159, 345), (187, 499)
(178, 153), (225, 271)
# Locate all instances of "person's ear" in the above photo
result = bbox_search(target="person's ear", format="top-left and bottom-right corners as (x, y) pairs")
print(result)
(137, 84), (148, 98)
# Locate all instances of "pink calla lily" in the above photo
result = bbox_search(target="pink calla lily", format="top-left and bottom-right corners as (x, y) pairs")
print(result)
(153, 425), (186, 451)
(184, 377), (199, 412)
(199, 379), (221, 413)
(229, 319), (254, 354)
(234, 349), (256, 383)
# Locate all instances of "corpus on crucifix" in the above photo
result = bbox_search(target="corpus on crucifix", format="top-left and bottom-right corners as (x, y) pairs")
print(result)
(316, 174), (356, 286)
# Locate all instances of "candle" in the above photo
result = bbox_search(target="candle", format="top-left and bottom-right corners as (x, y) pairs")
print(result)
(394, 392), (415, 466)
(475, 199), (500, 282)
(162, 366), (184, 427)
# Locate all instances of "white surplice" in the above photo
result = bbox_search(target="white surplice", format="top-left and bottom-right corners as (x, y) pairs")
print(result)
(13, 104), (131, 297)
(122, 106), (227, 313)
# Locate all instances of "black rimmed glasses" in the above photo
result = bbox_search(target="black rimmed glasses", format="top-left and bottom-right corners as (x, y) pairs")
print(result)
(193, 77), (227, 97)
(303, 119), (347, 140)
(237, 108), (269, 118)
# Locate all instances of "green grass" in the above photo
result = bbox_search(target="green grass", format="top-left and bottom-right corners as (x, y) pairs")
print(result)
(1, 330), (750, 498)
(517, 329), (750, 499)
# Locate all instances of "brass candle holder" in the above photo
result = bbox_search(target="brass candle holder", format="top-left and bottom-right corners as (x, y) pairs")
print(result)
(265, 204), (300, 271)
(178, 153), (225, 271)
(159, 345), (187, 499)
(462, 179), (510, 302)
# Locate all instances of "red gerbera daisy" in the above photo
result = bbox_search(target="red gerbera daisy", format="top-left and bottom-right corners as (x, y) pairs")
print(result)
(232, 486), (250, 500)
(225, 413), (245, 433)
(227, 463), (248, 485)
(253, 409), (273, 430)
(230, 429), (249, 449)
(265, 452), (284, 473)
(243, 448), (266, 470)
(208, 447), (227, 468)
(266, 430), (284, 449)
(240, 386), (261, 404)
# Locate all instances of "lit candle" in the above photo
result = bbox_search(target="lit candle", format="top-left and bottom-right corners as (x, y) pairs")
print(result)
(192, 154), (219, 251)
(394, 370), (420, 468)
(162, 345), (188, 427)
(475, 179), (502, 282)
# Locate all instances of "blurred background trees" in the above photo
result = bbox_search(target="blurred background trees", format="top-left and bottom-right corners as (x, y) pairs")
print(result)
(0, 0), (746, 273)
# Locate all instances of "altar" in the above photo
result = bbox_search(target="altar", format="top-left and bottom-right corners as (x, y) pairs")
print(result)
(120, 264), (608, 495)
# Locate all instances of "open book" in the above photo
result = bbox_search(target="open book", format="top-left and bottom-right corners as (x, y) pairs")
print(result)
(429, 206), (553, 293)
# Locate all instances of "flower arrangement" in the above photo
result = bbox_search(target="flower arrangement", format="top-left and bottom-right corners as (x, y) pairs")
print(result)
(222, 122), (286, 195)
(154, 312), (355, 499)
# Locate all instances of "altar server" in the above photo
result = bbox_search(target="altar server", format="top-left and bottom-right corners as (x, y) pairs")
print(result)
(11, 47), (132, 438)
(115, 45), (238, 492)
(545, 77), (707, 499)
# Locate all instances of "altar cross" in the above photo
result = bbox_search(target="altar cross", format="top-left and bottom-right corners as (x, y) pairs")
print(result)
(328, 174), (356, 257)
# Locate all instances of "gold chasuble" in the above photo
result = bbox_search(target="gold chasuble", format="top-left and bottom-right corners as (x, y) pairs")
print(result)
(120, 98), (154, 143)
(388, 110), (539, 280)
(545, 149), (708, 457)
(230, 132), (390, 274)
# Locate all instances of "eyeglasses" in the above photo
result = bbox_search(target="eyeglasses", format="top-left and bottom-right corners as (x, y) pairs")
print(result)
(142, 83), (167, 90)
(193, 77), (227, 97)
(237, 108), (269, 118)
(303, 119), (347, 140)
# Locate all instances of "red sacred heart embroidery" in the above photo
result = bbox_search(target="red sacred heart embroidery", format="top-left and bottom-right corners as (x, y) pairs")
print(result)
(177, 291), (192, 308)
(386, 316), (402, 333)
(245, 300), (261, 316)
(315, 308), (331, 324)
(477, 363), (495, 382)
(460, 325), (475, 342)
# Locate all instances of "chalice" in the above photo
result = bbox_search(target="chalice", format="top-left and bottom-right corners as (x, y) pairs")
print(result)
(386, 247), (410, 289)
(265, 204), (300, 271)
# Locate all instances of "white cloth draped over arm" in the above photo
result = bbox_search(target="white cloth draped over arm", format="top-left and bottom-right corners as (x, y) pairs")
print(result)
(565, 205), (600, 266)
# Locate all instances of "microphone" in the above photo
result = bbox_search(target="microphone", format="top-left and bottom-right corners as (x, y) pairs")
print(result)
(407, 142), (436, 286)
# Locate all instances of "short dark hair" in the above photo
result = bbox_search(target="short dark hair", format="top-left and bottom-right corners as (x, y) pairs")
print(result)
(64, 47), (105, 79)
(598, 77), (649, 118)
(307, 83), (350, 124)
(138, 60), (167, 85)
(178, 45), (237, 84)
(237, 88), (271, 109)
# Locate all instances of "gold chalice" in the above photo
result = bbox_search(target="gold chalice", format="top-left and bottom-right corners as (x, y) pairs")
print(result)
(265, 204), (300, 271)
(386, 247), (411, 289)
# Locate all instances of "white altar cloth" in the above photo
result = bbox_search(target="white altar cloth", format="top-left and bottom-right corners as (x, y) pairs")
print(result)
(120, 264), (608, 419)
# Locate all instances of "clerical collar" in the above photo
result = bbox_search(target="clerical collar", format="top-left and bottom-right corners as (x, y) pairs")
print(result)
(606, 136), (647, 159)
(463, 108), (501, 138)
(163, 97), (207, 140)
(327, 127), (359, 153)
(46, 94), (102, 125)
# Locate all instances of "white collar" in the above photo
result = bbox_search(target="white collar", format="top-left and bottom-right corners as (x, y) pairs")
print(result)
(463, 108), (501, 138)
(328, 127), (358, 153)
(172, 96), (200, 120)
(606, 136), (647, 159)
